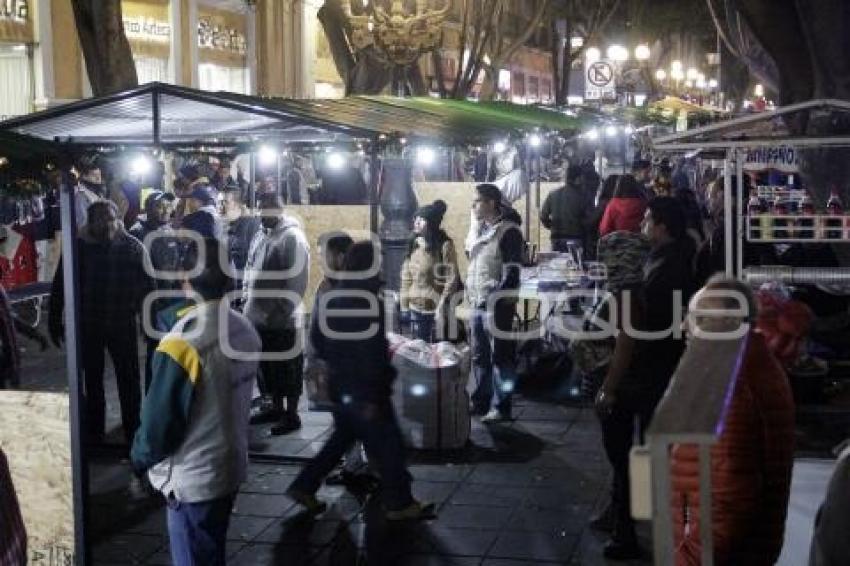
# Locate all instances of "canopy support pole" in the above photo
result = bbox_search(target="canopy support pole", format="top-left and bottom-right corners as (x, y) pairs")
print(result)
(736, 151), (744, 279)
(152, 90), (161, 146)
(369, 139), (380, 235)
(724, 148), (733, 277)
(59, 165), (90, 565)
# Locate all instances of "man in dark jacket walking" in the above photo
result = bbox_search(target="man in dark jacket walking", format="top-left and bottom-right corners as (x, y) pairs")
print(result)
(50, 200), (154, 444)
(286, 241), (434, 521)
(540, 164), (592, 254)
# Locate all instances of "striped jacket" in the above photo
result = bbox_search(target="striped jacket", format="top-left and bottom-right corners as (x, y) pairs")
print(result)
(131, 301), (260, 503)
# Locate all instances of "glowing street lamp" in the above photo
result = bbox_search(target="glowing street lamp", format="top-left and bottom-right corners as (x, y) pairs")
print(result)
(585, 47), (601, 62)
(655, 69), (667, 81)
(570, 36), (584, 49)
(634, 44), (651, 61)
(605, 125), (619, 137)
(258, 145), (278, 167)
(708, 78), (719, 89)
(670, 68), (684, 81)
(754, 83), (765, 97)
(416, 147), (436, 166)
(130, 155), (152, 176)
(671, 60), (683, 73)
(607, 44), (629, 62)
(686, 68), (699, 81)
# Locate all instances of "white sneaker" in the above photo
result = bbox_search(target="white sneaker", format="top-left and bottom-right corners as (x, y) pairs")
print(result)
(480, 409), (509, 423)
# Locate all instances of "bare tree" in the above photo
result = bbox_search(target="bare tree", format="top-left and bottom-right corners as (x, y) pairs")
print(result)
(435, 0), (550, 101)
(550, 0), (621, 106)
(71, 0), (138, 96)
(707, 0), (850, 204)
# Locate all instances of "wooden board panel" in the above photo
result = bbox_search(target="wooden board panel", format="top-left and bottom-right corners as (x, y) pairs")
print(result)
(0, 390), (74, 563)
(284, 205), (372, 311)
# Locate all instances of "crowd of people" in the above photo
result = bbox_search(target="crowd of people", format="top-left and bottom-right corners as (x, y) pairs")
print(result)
(6, 150), (838, 566)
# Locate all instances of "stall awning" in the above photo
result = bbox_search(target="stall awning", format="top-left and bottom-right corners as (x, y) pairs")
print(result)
(652, 98), (850, 151)
(0, 83), (582, 148)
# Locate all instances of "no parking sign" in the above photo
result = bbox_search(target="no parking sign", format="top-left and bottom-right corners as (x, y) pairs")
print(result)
(585, 60), (616, 100)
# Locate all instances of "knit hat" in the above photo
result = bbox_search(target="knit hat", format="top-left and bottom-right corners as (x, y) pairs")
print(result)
(475, 183), (503, 204)
(597, 231), (651, 293)
(414, 199), (447, 228)
(143, 190), (175, 214)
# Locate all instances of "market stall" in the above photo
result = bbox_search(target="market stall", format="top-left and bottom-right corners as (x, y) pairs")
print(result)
(648, 98), (850, 565)
(0, 82), (593, 563)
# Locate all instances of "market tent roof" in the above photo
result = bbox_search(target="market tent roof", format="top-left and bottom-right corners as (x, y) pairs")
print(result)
(0, 130), (61, 161)
(0, 83), (581, 148)
(652, 98), (850, 151)
(650, 96), (725, 115)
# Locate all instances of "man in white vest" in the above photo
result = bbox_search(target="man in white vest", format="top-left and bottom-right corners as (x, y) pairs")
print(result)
(466, 183), (524, 422)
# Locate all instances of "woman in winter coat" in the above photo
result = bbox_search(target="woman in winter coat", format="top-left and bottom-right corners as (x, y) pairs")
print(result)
(400, 200), (461, 341)
(599, 174), (648, 236)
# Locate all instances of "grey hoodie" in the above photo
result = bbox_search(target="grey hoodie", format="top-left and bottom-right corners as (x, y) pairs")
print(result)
(242, 215), (310, 330)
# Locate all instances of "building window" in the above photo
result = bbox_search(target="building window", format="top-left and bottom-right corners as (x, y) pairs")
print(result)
(0, 44), (32, 118)
(197, 7), (250, 94)
(199, 63), (249, 94)
(512, 71), (525, 97)
(528, 76), (539, 102)
(541, 78), (552, 102)
(122, 0), (173, 84)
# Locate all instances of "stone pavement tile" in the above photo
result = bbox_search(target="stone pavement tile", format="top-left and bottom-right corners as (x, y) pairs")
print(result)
(227, 515), (277, 542)
(242, 469), (300, 495)
(522, 485), (602, 509)
(487, 530), (578, 562)
(254, 516), (345, 547)
(568, 531), (651, 566)
(423, 525), (500, 557)
(230, 542), (318, 566)
(447, 484), (527, 508)
(413, 480), (460, 506)
(482, 560), (564, 566)
(394, 556), (482, 566)
(506, 505), (593, 535)
(93, 533), (164, 564)
(527, 466), (606, 492)
(516, 405), (569, 421)
(143, 542), (245, 565)
(252, 436), (312, 456)
(233, 493), (296, 517)
(409, 463), (474, 483)
(466, 463), (535, 487)
(298, 441), (331, 458)
(438, 504), (513, 530)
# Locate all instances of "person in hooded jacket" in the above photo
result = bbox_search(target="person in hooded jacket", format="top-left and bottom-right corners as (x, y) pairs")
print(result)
(599, 175), (648, 237)
(243, 192), (310, 435)
(287, 241), (435, 521)
(400, 200), (461, 342)
(540, 164), (593, 254)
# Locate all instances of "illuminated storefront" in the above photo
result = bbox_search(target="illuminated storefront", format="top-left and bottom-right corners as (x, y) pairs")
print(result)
(0, 0), (33, 118)
(197, 4), (249, 94)
(122, 0), (173, 84)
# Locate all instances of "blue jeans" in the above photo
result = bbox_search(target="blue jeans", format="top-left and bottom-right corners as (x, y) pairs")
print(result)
(409, 310), (435, 342)
(289, 400), (414, 510)
(166, 492), (236, 566)
(470, 303), (517, 416)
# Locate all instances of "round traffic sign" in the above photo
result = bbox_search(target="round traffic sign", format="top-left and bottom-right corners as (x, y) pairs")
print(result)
(587, 62), (614, 87)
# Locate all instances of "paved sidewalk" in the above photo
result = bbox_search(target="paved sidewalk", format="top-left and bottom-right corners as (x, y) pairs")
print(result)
(88, 399), (652, 566)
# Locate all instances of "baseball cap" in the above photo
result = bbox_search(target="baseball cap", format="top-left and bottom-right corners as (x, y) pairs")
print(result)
(187, 185), (217, 205)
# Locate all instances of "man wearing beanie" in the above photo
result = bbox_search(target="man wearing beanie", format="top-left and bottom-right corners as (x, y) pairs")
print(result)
(400, 200), (461, 341)
(466, 184), (524, 422)
(540, 163), (593, 254)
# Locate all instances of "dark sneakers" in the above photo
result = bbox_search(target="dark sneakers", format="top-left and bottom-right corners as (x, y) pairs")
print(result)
(385, 501), (437, 521)
(270, 413), (302, 436)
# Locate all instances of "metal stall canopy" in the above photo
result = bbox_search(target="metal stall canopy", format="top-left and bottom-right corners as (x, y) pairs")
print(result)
(0, 82), (582, 148)
(652, 98), (850, 151)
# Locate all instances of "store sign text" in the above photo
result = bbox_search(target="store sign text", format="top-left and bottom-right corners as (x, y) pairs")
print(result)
(198, 18), (247, 54)
(743, 145), (800, 173)
(123, 16), (171, 43)
(0, 0), (28, 22)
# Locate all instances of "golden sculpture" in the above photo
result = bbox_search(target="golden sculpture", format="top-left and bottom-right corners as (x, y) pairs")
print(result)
(341, 0), (450, 66)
